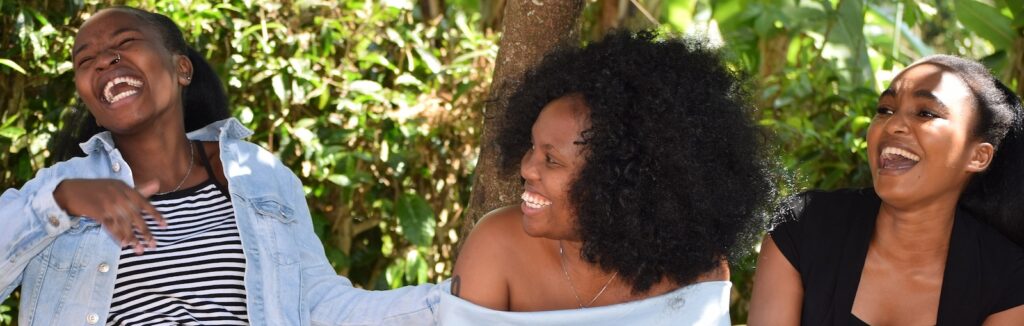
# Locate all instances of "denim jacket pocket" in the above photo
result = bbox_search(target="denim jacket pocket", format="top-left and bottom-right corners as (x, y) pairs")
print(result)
(248, 196), (299, 265)
(40, 220), (97, 271)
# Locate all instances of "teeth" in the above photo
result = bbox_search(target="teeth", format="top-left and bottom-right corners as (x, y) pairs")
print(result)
(882, 147), (920, 162)
(521, 192), (552, 209)
(103, 76), (144, 103)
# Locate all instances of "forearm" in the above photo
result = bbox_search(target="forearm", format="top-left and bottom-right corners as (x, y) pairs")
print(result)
(305, 264), (440, 326)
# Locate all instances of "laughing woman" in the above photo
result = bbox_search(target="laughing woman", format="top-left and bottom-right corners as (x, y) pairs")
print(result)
(442, 31), (776, 325)
(748, 56), (1024, 325)
(0, 7), (437, 325)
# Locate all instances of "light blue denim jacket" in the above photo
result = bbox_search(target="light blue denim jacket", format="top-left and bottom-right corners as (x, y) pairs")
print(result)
(0, 118), (440, 325)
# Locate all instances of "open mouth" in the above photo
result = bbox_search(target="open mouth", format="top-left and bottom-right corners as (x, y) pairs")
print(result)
(880, 146), (920, 170)
(521, 191), (552, 209)
(101, 76), (144, 104)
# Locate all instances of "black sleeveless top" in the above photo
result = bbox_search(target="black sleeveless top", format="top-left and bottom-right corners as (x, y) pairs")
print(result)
(770, 188), (1024, 325)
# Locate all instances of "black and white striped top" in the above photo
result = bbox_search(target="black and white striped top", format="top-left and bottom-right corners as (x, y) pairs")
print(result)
(107, 180), (248, 325)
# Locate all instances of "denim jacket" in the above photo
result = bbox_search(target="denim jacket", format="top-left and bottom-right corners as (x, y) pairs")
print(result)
(0, 118), (440, 325)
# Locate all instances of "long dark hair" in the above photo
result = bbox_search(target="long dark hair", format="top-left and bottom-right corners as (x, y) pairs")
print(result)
(915, 55), (1024, 246)
(51, 7), (229, 163)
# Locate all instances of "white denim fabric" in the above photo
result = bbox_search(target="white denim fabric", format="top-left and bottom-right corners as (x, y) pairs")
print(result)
(437, 280), (732, 326)
(0, 118), (441, 326)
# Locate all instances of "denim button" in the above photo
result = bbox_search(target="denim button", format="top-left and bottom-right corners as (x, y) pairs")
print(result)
(48, 214), (60, 227)
(112, 162), (121, 173)
(86, 312), (99, 324)
(98, 263), (110, 273)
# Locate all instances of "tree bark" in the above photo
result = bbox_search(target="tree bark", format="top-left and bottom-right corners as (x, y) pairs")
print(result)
(462, 0), (585, 234)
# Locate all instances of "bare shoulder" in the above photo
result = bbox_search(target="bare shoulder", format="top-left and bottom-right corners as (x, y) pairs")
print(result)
(984, 305), (1024, 325)
(451, 205), (528, 310)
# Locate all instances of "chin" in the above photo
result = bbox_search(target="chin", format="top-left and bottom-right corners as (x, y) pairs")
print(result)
(873, 178), (921, 206)
(519, 217), (548, 238)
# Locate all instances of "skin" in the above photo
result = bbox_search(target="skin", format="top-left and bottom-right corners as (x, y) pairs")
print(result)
(53, 9), (227, 255)
(452, 95), (726, 311)
(748, 63), (1024, 325)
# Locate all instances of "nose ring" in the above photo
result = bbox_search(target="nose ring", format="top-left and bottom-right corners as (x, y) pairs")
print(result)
(113, 52), (121, 64)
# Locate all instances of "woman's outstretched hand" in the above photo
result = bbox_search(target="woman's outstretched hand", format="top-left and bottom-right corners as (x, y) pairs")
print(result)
(53, 179), (166, 255)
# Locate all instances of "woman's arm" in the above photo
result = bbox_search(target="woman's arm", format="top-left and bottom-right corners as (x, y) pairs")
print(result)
(984, 305), (1024, 325)
(0, 166), (68, 299)
(265, 166), (440, 325)
(450, 207), (519, 310)
(748, 234), (803, 326)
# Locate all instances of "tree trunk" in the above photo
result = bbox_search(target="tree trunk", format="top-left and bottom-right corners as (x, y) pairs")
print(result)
(418, 0), (445, 22)
(462, 0), (585, 235)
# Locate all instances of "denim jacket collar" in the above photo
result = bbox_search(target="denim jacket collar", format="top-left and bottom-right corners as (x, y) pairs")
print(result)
(78, 118), (253, 154)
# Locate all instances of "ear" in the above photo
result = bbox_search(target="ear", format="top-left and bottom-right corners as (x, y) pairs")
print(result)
(966, 142), (995, 173)
(175, 54), (193, 86)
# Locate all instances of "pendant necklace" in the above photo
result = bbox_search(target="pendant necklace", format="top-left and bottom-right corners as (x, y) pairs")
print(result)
(155, 141), (194, 195)
(558, 240), (619, 308)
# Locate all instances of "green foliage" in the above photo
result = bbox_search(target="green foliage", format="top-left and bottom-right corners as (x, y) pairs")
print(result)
(1, 0), (495, 322)
(2, 0), (1021, 324)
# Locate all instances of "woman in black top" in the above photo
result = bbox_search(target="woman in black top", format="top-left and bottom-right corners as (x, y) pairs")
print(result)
(749, 55), (1024, 325)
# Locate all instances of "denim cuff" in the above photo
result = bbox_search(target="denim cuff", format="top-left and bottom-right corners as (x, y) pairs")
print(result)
(30, 177), (72, 236)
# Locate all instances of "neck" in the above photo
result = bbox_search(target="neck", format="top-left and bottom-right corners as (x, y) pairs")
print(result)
(873, 195), (959, 263)
(112, 120), (192, 192)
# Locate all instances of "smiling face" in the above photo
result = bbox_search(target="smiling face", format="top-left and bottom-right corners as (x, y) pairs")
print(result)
(519, 95), (590, 239)
(867, 63), (994, 206)
(73, 9), (192, 135)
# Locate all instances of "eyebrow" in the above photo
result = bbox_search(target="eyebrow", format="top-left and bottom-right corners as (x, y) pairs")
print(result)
(880, 88), (896, 99)
(912, 90), (951, 114)
(878, 88), (951, 113)
(73, 27), (142, 58)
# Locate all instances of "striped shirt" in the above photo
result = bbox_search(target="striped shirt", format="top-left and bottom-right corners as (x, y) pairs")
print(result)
(107, 180), (248, 325)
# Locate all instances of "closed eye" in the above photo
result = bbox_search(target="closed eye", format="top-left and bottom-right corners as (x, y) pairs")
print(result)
(77, 56), (95, 68)
(917, 109), (940, 118)
(118, 38), (136, 47)
(545, 154), (560, 166)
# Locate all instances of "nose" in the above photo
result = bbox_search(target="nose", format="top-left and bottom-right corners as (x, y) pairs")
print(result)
(520, 146), (540, 181)
(96, 50), (120, 70)
(883, 111), (909, 135)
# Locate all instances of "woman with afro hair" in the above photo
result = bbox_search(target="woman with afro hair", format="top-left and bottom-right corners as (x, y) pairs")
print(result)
(440, 30), (777, 324)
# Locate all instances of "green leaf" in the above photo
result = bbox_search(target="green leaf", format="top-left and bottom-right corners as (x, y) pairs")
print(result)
(953, 0), (1014, 49)
(396, 193), (435, 247)
(414, 47), (442, 74)
(327, 174), (351, 186)
(0, 127), (26, 140)
(0, 59), (26, 74)
(826, 0), (874, 87)
(999, 0), (1024, 26)
(349, 80), (383, 94)
(271, 74), (287, 103)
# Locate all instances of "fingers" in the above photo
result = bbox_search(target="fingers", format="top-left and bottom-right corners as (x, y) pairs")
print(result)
(67, 179), (167, 255)
(135, 179), (160, 197)
(108, 184), (164, 255)
(131, 186), (167, 230)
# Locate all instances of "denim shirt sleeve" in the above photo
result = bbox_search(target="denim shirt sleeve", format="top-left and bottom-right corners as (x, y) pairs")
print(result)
(0, 165), (74, 300)
(277, 170), (440, 326)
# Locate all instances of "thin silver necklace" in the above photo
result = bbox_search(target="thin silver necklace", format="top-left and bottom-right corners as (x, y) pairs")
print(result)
(156, 141), (194, 195)
(558, 240), (619, 308)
